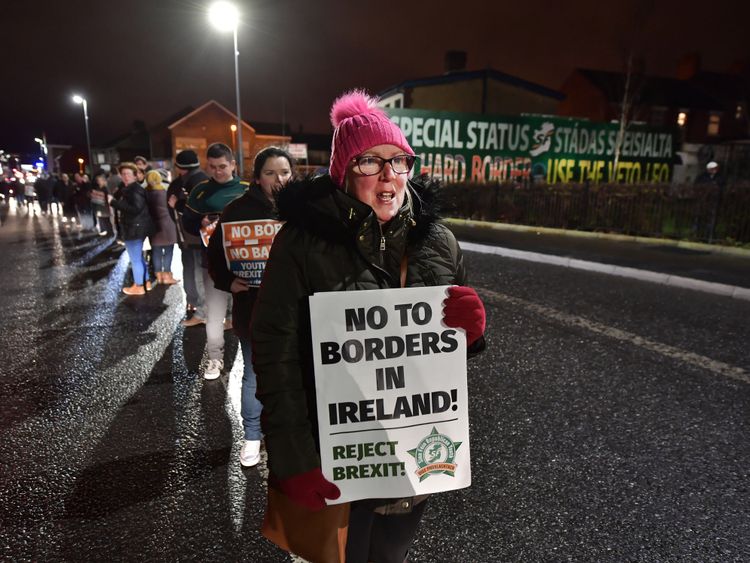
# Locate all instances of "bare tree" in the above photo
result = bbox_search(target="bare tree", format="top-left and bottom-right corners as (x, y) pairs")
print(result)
(612, 0), (654, 175)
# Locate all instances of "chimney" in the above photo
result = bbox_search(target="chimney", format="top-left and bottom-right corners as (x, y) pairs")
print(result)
(676, 53), (700, 80)
(444, 51), (467, 74)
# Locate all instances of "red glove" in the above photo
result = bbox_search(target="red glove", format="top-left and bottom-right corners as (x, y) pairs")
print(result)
(278, 468), (341, 511)
(442, 286), (486, 346)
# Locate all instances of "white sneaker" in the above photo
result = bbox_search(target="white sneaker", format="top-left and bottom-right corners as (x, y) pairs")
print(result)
(239, 440), (261, 467)
(203, 358), (224, 380)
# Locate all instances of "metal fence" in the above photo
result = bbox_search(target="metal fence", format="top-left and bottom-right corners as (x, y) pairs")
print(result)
(441, 182), (750, 244)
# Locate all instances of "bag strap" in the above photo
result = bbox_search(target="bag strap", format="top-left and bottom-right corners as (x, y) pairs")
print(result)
(400, 254), (408, 288)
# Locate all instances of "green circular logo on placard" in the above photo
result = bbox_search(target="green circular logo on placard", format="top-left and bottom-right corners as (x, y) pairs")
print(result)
(407, 427), (462, 482)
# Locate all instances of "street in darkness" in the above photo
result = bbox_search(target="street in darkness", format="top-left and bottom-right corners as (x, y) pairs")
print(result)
(1, 208), (749, 562)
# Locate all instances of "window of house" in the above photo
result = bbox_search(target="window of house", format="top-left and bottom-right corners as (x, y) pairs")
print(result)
(707, 114), (721, 136)
(677, 111), (687, 127)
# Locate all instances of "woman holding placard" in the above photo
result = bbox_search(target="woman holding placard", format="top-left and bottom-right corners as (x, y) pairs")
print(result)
(252, 91), (486, 562)
(207, 147), (294, 468)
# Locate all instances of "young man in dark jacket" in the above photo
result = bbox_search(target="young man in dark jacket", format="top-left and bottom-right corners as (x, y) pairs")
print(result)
(182, 143), (247, 380)
(168, 150), (209, 321)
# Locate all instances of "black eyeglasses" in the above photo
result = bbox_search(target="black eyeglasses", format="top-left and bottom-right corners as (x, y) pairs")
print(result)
(351, 154), (416, 176)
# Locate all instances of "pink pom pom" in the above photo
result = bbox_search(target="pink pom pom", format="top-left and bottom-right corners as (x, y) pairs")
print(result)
(330, 89), (385, 127)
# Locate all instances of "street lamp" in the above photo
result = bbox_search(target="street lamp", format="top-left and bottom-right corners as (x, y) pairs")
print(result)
(208, 1), (244, 177)
(230, 123), (237, 153)
(77, 157), (84, 174)
(72, 94), (94, 175)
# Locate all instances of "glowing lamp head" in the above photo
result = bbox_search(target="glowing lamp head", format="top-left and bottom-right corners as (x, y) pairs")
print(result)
(72, 95), (85, 104)
(209, 2), (239, 32)
(230, 124), (237, 132)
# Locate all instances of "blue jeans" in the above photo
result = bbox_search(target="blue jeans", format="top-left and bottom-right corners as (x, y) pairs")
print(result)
(152, 244), (174, 272)
(240, 338), (262, 440)
(124, 239), (149, 285)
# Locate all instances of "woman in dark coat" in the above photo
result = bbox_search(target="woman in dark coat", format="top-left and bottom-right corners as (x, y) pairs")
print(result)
(145, 170), (179, 285)
(109, 162), (153, 295)
(251, 90), (487, 562)
(207, 147), (294, 467)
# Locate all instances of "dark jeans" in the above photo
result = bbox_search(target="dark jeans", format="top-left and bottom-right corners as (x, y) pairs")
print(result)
(97, 215), (114, 235)
(181, 246), (205, 314)
(345, 498), (428, 563)
(152, 244), (175, 272)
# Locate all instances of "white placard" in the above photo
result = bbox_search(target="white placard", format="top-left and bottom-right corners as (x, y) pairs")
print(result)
(310, 286), (470, 504)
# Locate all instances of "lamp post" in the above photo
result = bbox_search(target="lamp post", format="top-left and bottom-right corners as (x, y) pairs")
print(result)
(209, 2), (243, 177)
(230, 123), (237, 153)
(72, 94), (94, 175)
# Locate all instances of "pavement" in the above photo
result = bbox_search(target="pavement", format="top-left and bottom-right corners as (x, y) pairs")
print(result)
(446, 219), (750, 299)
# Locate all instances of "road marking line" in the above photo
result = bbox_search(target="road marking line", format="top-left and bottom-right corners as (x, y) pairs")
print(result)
(478, 288), (750, 385)
(460, 241), (750, 301)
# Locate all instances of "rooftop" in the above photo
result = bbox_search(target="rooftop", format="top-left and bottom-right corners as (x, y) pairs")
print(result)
(380, 68), (565, 101)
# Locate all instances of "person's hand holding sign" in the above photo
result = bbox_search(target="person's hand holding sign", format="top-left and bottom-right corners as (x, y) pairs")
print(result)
(442, 286), (486, 346)
(279, 467), (341, 511)
(200, 214), (219, 247)
(230, 277), (250, 293)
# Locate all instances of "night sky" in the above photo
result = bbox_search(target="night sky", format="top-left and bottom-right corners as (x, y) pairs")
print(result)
(3, 0), (749, 156)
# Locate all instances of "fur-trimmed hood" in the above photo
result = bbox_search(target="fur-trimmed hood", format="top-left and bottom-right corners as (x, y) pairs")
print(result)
(276, 173), (443, 244)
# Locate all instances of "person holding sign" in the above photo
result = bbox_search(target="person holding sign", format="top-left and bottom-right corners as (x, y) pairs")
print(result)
(252, 90), (486, 563)
(182, 143), (248, 380)
(207, 147), (294, 467)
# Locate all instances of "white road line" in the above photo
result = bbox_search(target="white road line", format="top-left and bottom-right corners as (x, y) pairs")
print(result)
(478, 288), (750, 385)
(460, 241), (750, 301)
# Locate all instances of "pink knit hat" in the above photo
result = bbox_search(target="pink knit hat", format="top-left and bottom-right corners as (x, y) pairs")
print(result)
(328, 90), (414, 187)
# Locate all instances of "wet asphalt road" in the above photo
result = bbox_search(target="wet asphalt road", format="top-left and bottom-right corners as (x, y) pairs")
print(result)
(1, 203), (749, 562)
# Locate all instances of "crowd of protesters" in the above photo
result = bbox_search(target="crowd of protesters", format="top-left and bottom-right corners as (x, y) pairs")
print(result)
(5, 90), (488, 562)
(5, 168), (122, 235)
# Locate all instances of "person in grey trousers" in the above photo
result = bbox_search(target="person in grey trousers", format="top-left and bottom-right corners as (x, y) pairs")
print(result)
(168, 150), (209, 323)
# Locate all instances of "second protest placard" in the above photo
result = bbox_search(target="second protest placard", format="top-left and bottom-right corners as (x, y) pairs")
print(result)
(220, 219), (283, 286)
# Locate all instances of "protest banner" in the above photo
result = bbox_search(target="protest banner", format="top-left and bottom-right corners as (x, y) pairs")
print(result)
(219, 219), (283, 286)
(387, 108), (674, 184)
(200, 220), (217, 248)
(310, 286), (470, 505)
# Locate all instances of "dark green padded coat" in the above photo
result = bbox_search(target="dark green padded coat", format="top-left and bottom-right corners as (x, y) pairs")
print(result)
(251, 174), (485, 480)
